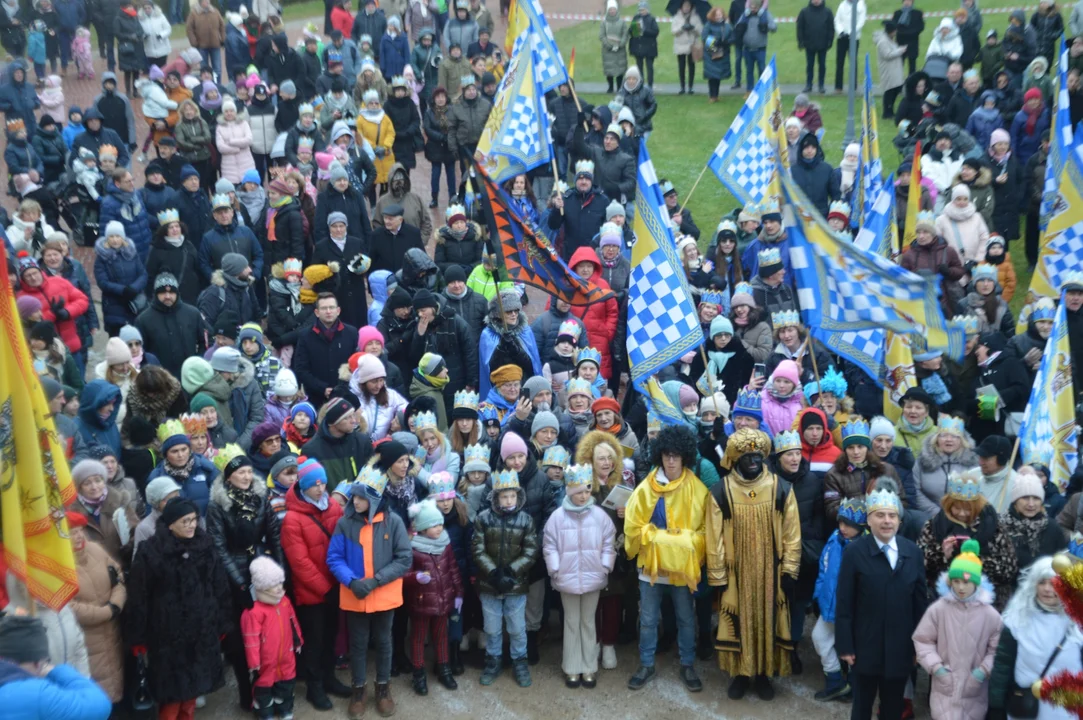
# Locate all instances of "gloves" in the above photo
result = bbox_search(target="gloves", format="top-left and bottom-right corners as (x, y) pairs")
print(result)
(121, 286), (138, 300)
(454, 597), (463, 612)
(971, 668), (987, 683)
(108, 602), (121, 619)
(934, 666), (951, 677)
(936, 263), (952, 275)
(131, 645), (148, 657)
(54, 308), (71, 321)
(374, 147), (387, 158)
(416, 571), (431, 585)
(496, 573), (517, 594)
(780, 574), (796, 596)
(577, 110), (587, 125)
(350, 578), (379, 598)
(414, 444), (428, 461)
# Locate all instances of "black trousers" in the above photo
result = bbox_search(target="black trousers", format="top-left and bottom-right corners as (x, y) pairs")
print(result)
(851, 673), (907, 720)
(1026, 209), (1041, 266)
(296, 590), (340, 683)
(634, 55), (655, 86)
(882, 86), (902, 118)
(805, 48), (827, 89)
(677, 54), (695, 89)
(835, 38), (858, 90)
(708, 78), (721, 98)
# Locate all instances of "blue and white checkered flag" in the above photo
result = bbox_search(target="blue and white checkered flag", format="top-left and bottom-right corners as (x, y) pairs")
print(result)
(1040, 38), (1072, 231)
(853, 174), (895, 258)
(509, 0), (568, 94)
(627, 143), (704, 390)
(706, 58), (782, 205)
(810, 327), (886, 386)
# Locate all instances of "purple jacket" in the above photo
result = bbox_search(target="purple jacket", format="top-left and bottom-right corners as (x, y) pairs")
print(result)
(542, 504), (616, 595)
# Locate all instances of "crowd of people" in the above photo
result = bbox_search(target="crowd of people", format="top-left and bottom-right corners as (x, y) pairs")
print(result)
(2, 1), (1083, 720)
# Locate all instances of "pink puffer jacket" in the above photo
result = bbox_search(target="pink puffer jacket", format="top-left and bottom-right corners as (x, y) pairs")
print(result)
(542, 503), (617, 595)
(216, 117), (256, 184)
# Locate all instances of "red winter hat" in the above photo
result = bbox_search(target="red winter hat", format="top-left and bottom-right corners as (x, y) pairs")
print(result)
(1024, 87), (1043, 103)
(65, 511), (88, 529)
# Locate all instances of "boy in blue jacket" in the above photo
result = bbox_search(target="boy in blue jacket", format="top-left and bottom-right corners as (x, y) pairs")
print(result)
(812, 496), (866, 702)
(62, 106), (84, 149)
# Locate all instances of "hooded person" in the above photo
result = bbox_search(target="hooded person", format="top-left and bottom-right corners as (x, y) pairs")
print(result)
(796, 406), (842, 475)
(301, 397), (375, 492)
(790, 132), (839, 218)
(478, 290), (542, 399)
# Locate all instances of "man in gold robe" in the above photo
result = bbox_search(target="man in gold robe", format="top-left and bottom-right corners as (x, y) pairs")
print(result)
(706, 427), (802, 701)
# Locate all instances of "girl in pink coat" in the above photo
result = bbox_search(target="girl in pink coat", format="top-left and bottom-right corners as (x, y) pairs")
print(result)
(759, 359), (805, 436)
(542, 464), (616, 689)
(216, 97), (256, 184)
(912, 540), (1002, 720)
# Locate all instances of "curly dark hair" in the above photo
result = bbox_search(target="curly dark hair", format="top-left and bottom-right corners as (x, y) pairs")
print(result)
(649, 424), (699, 471)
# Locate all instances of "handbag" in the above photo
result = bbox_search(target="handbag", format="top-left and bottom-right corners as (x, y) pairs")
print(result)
(691, 37), (704, 63)
(119, 40), (136, 55)
(128, 292), (149, 316)
(1006, 628), (1069, 718)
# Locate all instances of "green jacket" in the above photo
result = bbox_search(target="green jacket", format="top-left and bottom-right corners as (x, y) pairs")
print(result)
(987, 624), (1016, 711)
(471, 487), (539, 596)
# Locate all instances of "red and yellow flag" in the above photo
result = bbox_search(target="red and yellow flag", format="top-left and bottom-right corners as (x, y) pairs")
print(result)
(568, 46), (576, 81)
(0, 246), (78, 611)
(902, 140), (922, 247)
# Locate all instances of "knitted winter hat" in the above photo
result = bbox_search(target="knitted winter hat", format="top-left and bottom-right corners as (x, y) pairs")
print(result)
(677, 384), (699, 409)
(104, 336), (132, 366)
(354, 354), (386, 383)
(947, 539), (983, 586)
(249, 556), (286, 591)
(210, 346), (242, 373)
(250, 421), (280, 451)
(180, 357), (215, 394)
(522, 376), (552, 400)
(376, 439), (409, 472)
(71, 459), (107, 487)
(770, 359), (801, 387)
(297, 457), (328, 490)
(500, 432), (528, 460)
(273, 368), (298, 397)
(870, 416), (896, 441)
(531, 411), (559, 436)
(409, 498), (444, 532)
(189, 392), (217, 414)
(145, 476), (181, 508)
(1010, 473), (1045, 504)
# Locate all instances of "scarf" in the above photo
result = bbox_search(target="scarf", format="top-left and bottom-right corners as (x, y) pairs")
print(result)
(110, 187), (144, 216)
(224, 270), (249, 289)
(300, 287), (319, 304)
(265, 194), (292, 242)
(386, 473), (417, 505)
(760, 227), (785, 244)
(163, 456), (195, 482)
(901, 416), (932, 435)
(412, 529), (450, 554)
(920, 372), (952, 405)
(445, 285), (467, 300)
(430, 103), (449, 132)
(979, 350), (1002, 368)
(990, 147), (1011, 163)
(303, 490), (330, 511)
(598, 418), (624, 438)
(708, 348), (735, 375)
(130, 347), (145, 369)
(225, 483), (261, 523)
(78, 488), (109, 516)
(1002, 506), (1048, 560)
(943, 201), (976, 222)
(360, 107), (385, 124)
(324, 91), (350, 113)
(447, 225), (468, 241)
(237, 186), (266, 223)
(164, 232), (185, 248)
(590, 376), (607, 398)
(317, 319), (344, 342)
(121, 5), (136, 16)
(562, 495), (595, 513)
(768, 385), (798, 401)
(414, 368), (450, 390)
(1024, 100), (1044, 135)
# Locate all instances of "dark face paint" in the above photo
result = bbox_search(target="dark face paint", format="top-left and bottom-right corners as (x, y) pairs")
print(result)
(737, 452), (764, 480)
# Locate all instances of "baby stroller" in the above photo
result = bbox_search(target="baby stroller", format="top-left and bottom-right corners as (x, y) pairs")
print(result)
(923, 54), (951, 82)
(52, 170), (100, 247)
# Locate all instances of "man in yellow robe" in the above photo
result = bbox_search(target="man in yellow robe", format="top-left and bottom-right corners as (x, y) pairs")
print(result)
(706, 427), (802, 701)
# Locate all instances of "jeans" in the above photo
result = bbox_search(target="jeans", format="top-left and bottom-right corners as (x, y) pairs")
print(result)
(743, 47), (766, 90)
(169, 0), (185, 23)
(99, 30), (115, 71)
(480, 592), (528, 660)
(805, 48), (827, 89)
(430, 159), (455, 201)
(732, 42), (743, 84)
(790, 595), (809, 644)
(638, 580), (695, 667)
(58, 29), (73, 68)
(346, 609), (394, 687)
(835, 37), (858, 90)
(199, 47), (222, 80)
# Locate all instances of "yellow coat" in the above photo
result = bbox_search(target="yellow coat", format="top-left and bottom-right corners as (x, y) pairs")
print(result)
(356, 112), (396, 185)
(623, 467), (709, 590)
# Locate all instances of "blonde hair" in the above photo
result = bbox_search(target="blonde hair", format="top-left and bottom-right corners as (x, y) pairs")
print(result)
(18, 198), (41, 219)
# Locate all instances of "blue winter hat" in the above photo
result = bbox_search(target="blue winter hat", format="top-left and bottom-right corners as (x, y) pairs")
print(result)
(180, 164), (199, 181)
(290, 402), (317, 424)
(242, 169), (261, 186)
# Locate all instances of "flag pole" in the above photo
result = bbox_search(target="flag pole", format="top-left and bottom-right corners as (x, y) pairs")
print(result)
(678, 164), (710, 215)
(1007, 434), (1021, 470)
(551, 157), (564, 215)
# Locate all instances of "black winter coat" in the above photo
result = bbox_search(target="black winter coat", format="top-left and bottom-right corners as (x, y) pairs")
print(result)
(369, 224), (425, 275)
(471, 486), (540, 595)
(200, 219), (263, 283)
(311, 235), (369, 329)
(266, 278), (315, 349)
(548, 186), (611, 262)
(174, 187), (215, 254)
(774, 457), (825, 601)
(790, 138), (839, 218)
(314, 185), (369, 248)
(1002, 506), (1066, 571)
(442, 287), (489, 332)
(968, 349), (1029, 441)
(989, 152), (1024, 241)
(409, 301), (478, 402)
(257, 199), (307, 272)
(629, 13), (659, 58)
(530, 306), (588, 364)
(206, 481), (283, 604)
(134, 298), (206, 378)
(433, 222), (485, 276)
(302, 418), (374, 491)
(796, 1), (834, 52)
(549, 93), (579, 149)
(126, 523), (231, 705)
(266, 41), (304, 90)
(377, 303), (419, 383)
(423, 105), (454, 164)
(384, 96), (421, 170)
(571, 124), (635, 203)
(145, 229), (201, 305)
(835, 534), (928, 678)
(293, 321), (360, 401)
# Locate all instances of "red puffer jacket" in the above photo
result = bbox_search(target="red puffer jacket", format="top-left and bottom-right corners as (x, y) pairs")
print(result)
(404, 543), (463, 617)
(566, 247), (619, 380)
(17, 273), (91, 353)
(280, 483), (344, 606)
(241, 596), (302, 687)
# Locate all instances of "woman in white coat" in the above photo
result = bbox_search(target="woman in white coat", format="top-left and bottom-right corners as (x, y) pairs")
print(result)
(349, 353), (408, 440)
(138, 0), (172, 67)
(926, 17), (963, 61)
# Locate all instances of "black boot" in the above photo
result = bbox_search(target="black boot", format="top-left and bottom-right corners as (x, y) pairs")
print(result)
(448, 643), (465, 676)
(411, 668), (428, 696)
(526, 631), (540, 665)
(305, 680), (333, 711)
(696, 632), (713, 661)
(326, 674), (353, 698)
(791, 650), (803, 675)
(436, 663), (458, 690)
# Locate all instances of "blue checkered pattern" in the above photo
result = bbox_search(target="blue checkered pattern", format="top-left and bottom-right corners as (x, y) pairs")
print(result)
(628, 144), (703, 384)
(483, 44), (552, 183)
(1041, 40), (1071, 231)
(1042, 219), (1083, 289)
(510, 0), (568, 93)
(707, 59), (779, 205)
(811, 327), (886, 385)
(854, 178), (894, 258)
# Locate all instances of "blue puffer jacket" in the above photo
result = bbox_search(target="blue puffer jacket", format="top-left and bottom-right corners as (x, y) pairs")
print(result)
(54, 0), (86, 30)
(0, 660), (112, 720)
(0, 62), (39, 139)
(98, 183), (154, 263)
(813, 528), (857, 623)
(144, 454), (219, 517)
(137, 181), (178, 231)
(75, 380), (122, 455)
(367, 269), (394, 326)
(225, 23), (251, 75)
(93, 236), (148, 328)
(326, 494), (412, 589)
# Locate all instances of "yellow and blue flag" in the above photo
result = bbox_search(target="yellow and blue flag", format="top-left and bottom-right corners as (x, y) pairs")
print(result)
(1033, 141), (1083, 298)
(628, 143), (703, 424)
(858, 53), (884, 230)
(706, 57), (786, 205)
(1040, 38), (1072, 231)
(474, 41), (552, 184)
(882, 331), (917, 424)
(1018, 292), (1078, 491)
(505, 0), (568, 93)
(853, 173), (895, 259)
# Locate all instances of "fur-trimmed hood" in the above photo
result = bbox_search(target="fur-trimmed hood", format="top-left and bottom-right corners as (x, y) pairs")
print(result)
(918, 431), (979, 472)
(936, 572), (996, 605)
(228, 356), (258, 390)
(125, 371), (182, 419)
(952, 166), (993, 189)
(435, 220), (483, 245)
(574, 429), (624, 486)
(210, 269), (226, 287)
(209, 471), (268, 512)
(489, 484), (526, 514)
(484, 298), (530, 337)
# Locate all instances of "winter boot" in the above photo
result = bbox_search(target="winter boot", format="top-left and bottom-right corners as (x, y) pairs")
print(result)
(512, 657), (532, 687)
(448, 643), (465, 676)
(374, 682), (395, 717)
(696, 631), (713, 661)
(436, 663), (458, 690)
(411, 668), (428, 696)
(347, 686), (366, 719)
(791, 650), (803, 675)
(526, 630), (540, 665)
(479, 654), (502, 685)
(326, 674), (353, 698)
(306, 681), (333, 711)
(814, 671), (850, 701)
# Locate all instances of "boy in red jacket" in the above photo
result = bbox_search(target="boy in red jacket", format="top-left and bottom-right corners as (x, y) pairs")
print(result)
(243, 556), (303, 720)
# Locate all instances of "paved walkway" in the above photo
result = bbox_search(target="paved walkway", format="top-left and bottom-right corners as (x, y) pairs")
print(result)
(573, 80), (880, 97)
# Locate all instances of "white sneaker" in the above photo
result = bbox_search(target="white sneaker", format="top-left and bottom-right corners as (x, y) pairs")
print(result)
(136, 153), (146, 164)
(195, 696), (206, 708)
(602, 645), (617, 669)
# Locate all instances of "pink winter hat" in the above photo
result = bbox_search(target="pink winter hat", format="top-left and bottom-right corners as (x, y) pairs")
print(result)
(249, 556), (285, 591)
(770, 359), (801, 386)
(989, 128), (1010, 149)
(354, 354), (386, 383)
(357, 326), (385, 351)
(500, 432), (528, 460)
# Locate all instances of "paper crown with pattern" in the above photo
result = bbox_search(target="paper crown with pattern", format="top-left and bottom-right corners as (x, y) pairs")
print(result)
(773, 430), (801, 454)
(771, 309), (800, 328)
(574, 159), (595, 177)
(157, 419), (187, 443)
(213, 443), (247, 473)
(478, 402), (499, 424)
(733, 387), (763, 418)
(733, 281), (754, 297)
(98, 144), (118, 159)
(460, 74), (476, 89)
(576, 347), (602, 368)
(647, 411), (662, 431)
(820, 365), (848, 397)
(972, 263), (998, 282)
(542, 445), (570, 468)
(841, 418), (870, 442)
(700, 290), (724, 307)
(445, 203), (466, 220)
(391, 75), (407, 88)
(828, 200), (851, 220)
(937, 415), (966, 436)
(760, 197), (781, 215)
(563, 463), (593, 488)
(298, 102), (314, 116)
(282, 258), (303, 278)
(757, 246), (782, 267)
(955, 314), (981, 336)
(659, 179), (676, 195)
(427, 471), (457, 500)
(362, 89), (380, 104)
(454, 389), (479, 412)
(157, 208), (180, 225)
(414, 411), (438, 432)
(946, 468), (982, 501)
(5, 118), (24, 132)
(359, 465), (388, 497)
(492, 469), (520, 492)
(838, 497), (867, 527)
(297, 136), (315, 150)
(1031, 297), (1057, 321)
(557, 319), (581, 341)
(566, 378), (593, 399)
(212, 194), (232, 211)
(179, 412), (207, 437)
(865, 487), (903, 515)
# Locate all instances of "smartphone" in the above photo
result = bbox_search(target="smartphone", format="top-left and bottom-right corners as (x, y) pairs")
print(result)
(520, 387), (533, 403)
(752, 363), (767, 382)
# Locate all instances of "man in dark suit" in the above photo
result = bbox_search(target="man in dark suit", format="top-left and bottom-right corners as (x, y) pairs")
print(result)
(835, 484), (928, 720)
(367, 203), (424, 276)
(891, 0), (925, 76)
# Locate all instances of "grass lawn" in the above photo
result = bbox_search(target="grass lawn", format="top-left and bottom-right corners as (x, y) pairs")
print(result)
(167, 0), (324, 39)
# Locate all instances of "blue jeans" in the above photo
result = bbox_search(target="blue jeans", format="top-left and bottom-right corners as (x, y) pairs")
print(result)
(554, 144), (569, 180)
(790, 596), (809, 644)
(743, 47), (766, 90)
(481, 592), (528, 660)
(639, 580), (695, 667)
(430, 160), (455, 201)
(200, 47), (222, 80)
